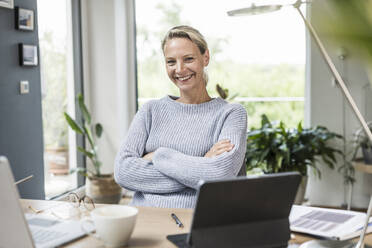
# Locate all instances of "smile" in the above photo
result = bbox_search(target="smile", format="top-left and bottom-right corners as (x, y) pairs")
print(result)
(175, 74), (194, 82)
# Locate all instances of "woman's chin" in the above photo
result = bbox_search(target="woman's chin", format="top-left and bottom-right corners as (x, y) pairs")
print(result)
(175, 80), (194, 89)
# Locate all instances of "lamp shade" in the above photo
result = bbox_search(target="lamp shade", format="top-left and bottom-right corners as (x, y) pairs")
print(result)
(227, 4), (282, 16)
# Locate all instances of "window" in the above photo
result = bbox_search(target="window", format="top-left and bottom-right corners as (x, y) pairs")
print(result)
(38, 0), (83, 199)
(135, 0), (305, 128)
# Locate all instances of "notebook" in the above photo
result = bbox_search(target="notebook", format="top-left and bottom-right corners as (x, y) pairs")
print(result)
(0, 156), (93, 248)
(167, 172), (301, 248)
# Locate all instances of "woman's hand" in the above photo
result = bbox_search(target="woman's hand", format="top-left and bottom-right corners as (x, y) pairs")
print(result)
(204, 139), (234, 158)
(143, 152), (154, 161)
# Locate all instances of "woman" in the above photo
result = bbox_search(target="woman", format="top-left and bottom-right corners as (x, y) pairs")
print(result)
(114, 25), (247, 208)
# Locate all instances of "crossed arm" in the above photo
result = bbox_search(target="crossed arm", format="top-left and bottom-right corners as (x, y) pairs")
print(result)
(143, 139), (234, 161)
(114, 103), (247, 193)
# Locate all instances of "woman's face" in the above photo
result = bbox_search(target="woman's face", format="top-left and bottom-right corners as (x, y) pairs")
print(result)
(163, 38), (209, 93)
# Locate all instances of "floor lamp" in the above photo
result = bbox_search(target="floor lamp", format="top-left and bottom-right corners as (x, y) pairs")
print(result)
(227, 1), (372, 248)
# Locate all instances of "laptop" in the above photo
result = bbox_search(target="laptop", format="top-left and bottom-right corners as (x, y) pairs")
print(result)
(167, 172), (302, 248)
(0, 156), (93, 248)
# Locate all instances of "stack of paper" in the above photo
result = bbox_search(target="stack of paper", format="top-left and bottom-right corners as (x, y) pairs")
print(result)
(289, 205), (372, 241)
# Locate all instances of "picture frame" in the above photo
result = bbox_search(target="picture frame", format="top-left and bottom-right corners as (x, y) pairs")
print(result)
(15, 7), (34, 31)
(19, 44), (38, 67)
(0, 0), (14, 9)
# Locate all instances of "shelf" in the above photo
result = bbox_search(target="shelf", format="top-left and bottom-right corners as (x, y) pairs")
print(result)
(353, 159), (372, 174)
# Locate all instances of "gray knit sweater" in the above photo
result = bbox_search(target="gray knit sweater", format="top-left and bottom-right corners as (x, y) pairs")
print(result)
(114, 95), (247, 208)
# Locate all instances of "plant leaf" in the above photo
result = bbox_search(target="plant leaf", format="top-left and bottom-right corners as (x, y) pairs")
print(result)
(64, 112), (84, 134)
(216, 84), (227, 99)
(77, 146), (94, 158)
(78, 94), (91, 125)
(69, 167), (89, 177)
(95, 123), (103, 138)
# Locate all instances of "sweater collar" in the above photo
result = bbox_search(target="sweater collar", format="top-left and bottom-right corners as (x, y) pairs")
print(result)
(165, 95), (225, 108)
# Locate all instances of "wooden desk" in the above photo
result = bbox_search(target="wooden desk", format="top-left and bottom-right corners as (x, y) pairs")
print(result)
(22, 199), (192, 248)
(22, 199), (372, 248)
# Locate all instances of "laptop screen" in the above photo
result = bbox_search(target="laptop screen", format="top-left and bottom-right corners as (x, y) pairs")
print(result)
(0, 156), (35, 248)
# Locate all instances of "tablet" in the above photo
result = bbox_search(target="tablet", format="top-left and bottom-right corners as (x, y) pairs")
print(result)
(167, 172), (301, 248)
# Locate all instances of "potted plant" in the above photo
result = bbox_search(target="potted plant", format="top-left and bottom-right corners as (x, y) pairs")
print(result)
(64, 94), (122, 204)
(245, 114), (347, 204)
(353, 122), (372, 165)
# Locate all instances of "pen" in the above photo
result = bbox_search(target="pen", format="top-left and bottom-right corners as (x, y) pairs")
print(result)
(15, 175), (34, 185)
(171, 213), (184, 228)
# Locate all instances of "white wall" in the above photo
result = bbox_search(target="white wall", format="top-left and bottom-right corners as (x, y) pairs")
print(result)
(307, 1), (372, 208)
(81, 0), (137, 174)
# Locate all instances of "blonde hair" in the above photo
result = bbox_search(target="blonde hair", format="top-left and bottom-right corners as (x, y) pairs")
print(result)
(161, 25), (209, 84)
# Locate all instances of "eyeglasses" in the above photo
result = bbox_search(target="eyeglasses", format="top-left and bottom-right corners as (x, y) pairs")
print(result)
(28, 193), (96, 220)
(67, 192), (95, 211)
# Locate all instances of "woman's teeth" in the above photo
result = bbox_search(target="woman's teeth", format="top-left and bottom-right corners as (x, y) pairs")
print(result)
(177, 75), (193, 81)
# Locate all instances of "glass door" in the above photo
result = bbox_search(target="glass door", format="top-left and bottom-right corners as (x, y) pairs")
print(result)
(37, 0), (79, 199)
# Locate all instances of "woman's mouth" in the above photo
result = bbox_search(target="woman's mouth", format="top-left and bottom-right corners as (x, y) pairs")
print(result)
(175, 74), (194, 82)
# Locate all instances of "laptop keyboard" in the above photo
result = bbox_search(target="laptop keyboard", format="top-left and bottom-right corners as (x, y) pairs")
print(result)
(31, 228), (67, 244)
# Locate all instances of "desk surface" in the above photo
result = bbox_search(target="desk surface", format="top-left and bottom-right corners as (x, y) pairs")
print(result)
(22, 199), (372, 248)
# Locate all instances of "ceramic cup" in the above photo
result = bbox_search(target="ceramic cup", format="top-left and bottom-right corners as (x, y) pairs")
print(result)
(81, 205), (138, 247)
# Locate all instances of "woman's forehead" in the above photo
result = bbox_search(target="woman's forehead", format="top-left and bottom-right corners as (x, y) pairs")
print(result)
(164, 38), (200, 56)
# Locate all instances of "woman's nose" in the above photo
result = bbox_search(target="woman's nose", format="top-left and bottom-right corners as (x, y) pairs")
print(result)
(175, 61), (184, 73)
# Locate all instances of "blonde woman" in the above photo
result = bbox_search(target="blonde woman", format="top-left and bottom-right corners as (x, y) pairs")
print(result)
(114, 26), (247, 208)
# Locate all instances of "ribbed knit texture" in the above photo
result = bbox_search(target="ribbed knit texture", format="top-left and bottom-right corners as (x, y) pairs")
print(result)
(114, 95), (247, 208)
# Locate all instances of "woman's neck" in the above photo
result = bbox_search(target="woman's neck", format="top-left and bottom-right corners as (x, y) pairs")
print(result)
(176, 90), (212, 104)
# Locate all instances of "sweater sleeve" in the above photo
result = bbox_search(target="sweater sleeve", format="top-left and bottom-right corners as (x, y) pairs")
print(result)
(114, 102), (187, 194)
(152, 105), (247, 190)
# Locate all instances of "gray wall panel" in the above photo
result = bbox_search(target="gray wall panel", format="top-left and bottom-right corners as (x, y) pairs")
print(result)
(0, 0), (44, 199)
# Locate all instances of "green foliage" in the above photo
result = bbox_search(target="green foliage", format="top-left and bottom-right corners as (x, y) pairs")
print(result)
(245, 114), (344, 178)
(79, 94), (91, 125)
(354, 124), (372, 150)
(216, 84), (238, 101)
(64, 94), (104, 177)
(64, 113), (83, 135)
(350, 124), (372, 169)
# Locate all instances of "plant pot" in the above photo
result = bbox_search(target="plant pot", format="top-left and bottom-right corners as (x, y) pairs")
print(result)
(86, 174), (122, 204)
(294, 176), (308, 205)
(45, 147), (69, 175)
(362, 147), (372, 165)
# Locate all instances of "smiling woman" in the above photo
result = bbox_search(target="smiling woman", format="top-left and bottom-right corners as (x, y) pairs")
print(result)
(114, 26), (248, 208)
(162, 26), (210, 104)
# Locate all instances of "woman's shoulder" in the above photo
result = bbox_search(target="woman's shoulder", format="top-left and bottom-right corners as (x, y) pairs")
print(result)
(219, 100), (247, 114)
(138, 96), (169, 112)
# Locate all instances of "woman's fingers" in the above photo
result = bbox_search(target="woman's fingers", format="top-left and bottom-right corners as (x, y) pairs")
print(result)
(213, 140), (231, 146)
(204, 140), (234, 157)
(211, 140), (230, 150)
(143, 152), (154, 161)
(214, 143), (234, 153)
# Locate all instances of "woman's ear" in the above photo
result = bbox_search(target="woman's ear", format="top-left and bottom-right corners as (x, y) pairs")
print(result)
(203, 49), (210, 67)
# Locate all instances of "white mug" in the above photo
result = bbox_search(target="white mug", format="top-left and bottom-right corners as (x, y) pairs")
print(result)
(81, 205), (138, 247)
